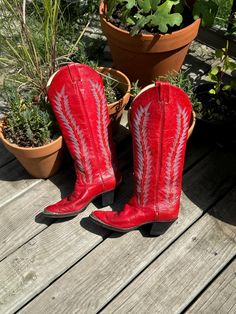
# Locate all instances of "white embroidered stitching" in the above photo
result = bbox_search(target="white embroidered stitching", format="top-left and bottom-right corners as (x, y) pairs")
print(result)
(54, 86), (93, 183)
(133, 104), (151, 205)
(90, 80), (111, 172)
(162, 104), (189, 208)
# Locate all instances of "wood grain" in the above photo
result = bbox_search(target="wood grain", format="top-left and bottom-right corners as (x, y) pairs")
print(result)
(0, 159), (40, 208)
(0, 169), (133, 314)
(102, 188), (236, 314)
(186, 258), (236, 314)
(0, 168), (74, 262)
(18, 149), (236, 314)
(18, 193), (202, 314)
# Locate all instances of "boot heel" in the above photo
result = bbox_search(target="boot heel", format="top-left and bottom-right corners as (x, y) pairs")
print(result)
(149, 220), (176, 236)
(101, 190), (115, 207)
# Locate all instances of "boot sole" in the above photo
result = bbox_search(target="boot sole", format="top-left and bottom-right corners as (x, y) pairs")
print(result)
(43, 189), (115, 218)
(90, 214), (176, 236)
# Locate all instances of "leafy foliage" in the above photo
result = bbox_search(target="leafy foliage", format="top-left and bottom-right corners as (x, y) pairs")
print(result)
(106, 0), (218, 35)
(192, 0), (218, 27)
(0, 0), (97, 147)
(2, 90), (59, 147)
(101, 73), (122, 103)
(130, 80), (141, 97)
(208, 41), (236, 97)
(162, 71), (200, 109)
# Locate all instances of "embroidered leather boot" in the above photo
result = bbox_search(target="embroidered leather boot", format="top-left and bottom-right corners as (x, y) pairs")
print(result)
(44, 63), (121, 218)
(90, 82), (192, 235)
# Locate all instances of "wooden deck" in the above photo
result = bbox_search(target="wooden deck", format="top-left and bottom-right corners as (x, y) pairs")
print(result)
(0, 39), (236, 314)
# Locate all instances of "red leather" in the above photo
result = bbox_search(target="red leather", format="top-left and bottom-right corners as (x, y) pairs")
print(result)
(91, 82), (192, 230)
(44, 63), (120, 217)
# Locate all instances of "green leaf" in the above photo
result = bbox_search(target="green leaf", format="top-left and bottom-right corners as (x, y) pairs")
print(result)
(130, 15), (152, 35)
(208, 72), (218, 83)
(137, 0), (151, 13)
(107, 0), (118, 16)
(222, 84), (231, 91)
(193, 0), (218, 27)
(150, 0), (162, 10)
(127, 16), (136, 25)
(150, 0), (182, 33)
(228, 61), (236, 71)
(209, 89), (216, 94)
(125, 0), (136, 10)
(210, 66), (219, 76)
(215, 48), (224, 59)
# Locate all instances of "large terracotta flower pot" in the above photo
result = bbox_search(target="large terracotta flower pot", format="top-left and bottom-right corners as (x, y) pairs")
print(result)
(0, 122), (64, 178)
(100, 1), (201, 87)
(97, 66), (131, 133)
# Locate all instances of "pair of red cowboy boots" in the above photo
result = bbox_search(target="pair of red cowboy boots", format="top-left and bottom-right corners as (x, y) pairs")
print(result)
(44, 63), (192, 236)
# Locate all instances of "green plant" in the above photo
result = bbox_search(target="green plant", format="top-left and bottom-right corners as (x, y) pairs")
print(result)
(106, 0), (218, 35)
(214, 0), (233, 28)
(0, 0), (62, 96)
(102, 72), (122, 103)
(208, 40), (236, 98)
(162, 71), (201, 108)
(0, 0), (90, 147)
(2, 89), (59, 147)
(130, 80), (141, 97)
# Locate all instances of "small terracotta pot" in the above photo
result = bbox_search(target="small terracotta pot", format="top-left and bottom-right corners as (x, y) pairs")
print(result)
(0, 123), (64, 179)
(97, 67), (131, 133)
(99, 1), (201, 86)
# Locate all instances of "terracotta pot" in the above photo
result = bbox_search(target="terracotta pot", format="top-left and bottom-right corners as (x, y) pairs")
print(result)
(99, 1), (201, 87)
(0, 123), (64, 178)
(97, 67), (131, 133)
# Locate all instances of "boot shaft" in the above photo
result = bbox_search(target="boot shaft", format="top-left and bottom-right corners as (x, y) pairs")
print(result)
(47, 63), (116, 188)
(130, 82), (192, 219)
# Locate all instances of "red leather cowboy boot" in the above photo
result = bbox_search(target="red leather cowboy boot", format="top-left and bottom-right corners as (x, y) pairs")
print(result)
(44, 63), (121, 218)
(90, 82), (192, 235)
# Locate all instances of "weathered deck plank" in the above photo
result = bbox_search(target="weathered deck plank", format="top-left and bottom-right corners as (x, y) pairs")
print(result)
(17, 193), (203, 314)
(0, 169), (132, 314)
(187, 258), (236, 314)
(183, 148), (236, 210)
(0, 168), (74, 262)
(0, 159), (40, 208)
(101, 188), (236, 314)
(17, 149), (236, 314)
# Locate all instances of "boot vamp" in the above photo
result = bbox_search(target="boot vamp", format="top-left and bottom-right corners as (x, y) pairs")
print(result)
(92, 202), (157, 229)
(44, 184), (105, 215)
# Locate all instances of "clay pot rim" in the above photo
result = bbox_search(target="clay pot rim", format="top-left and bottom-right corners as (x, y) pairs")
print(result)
(97, 66), (131, 113)
(0, 121), (62, 152)
(99, 0), (201, 40)
(97, 67), (131, 95)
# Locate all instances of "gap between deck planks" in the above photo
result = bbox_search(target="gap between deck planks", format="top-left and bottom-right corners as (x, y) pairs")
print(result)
(1, 147), (233, 314)
(0, 111), (233, 313)
(186, 258), (236, 314)
(100, 187), (236, 314)
(17, 155), (235, 313)
(0, 111), (212, 263)
(0, 159), (41, 208)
